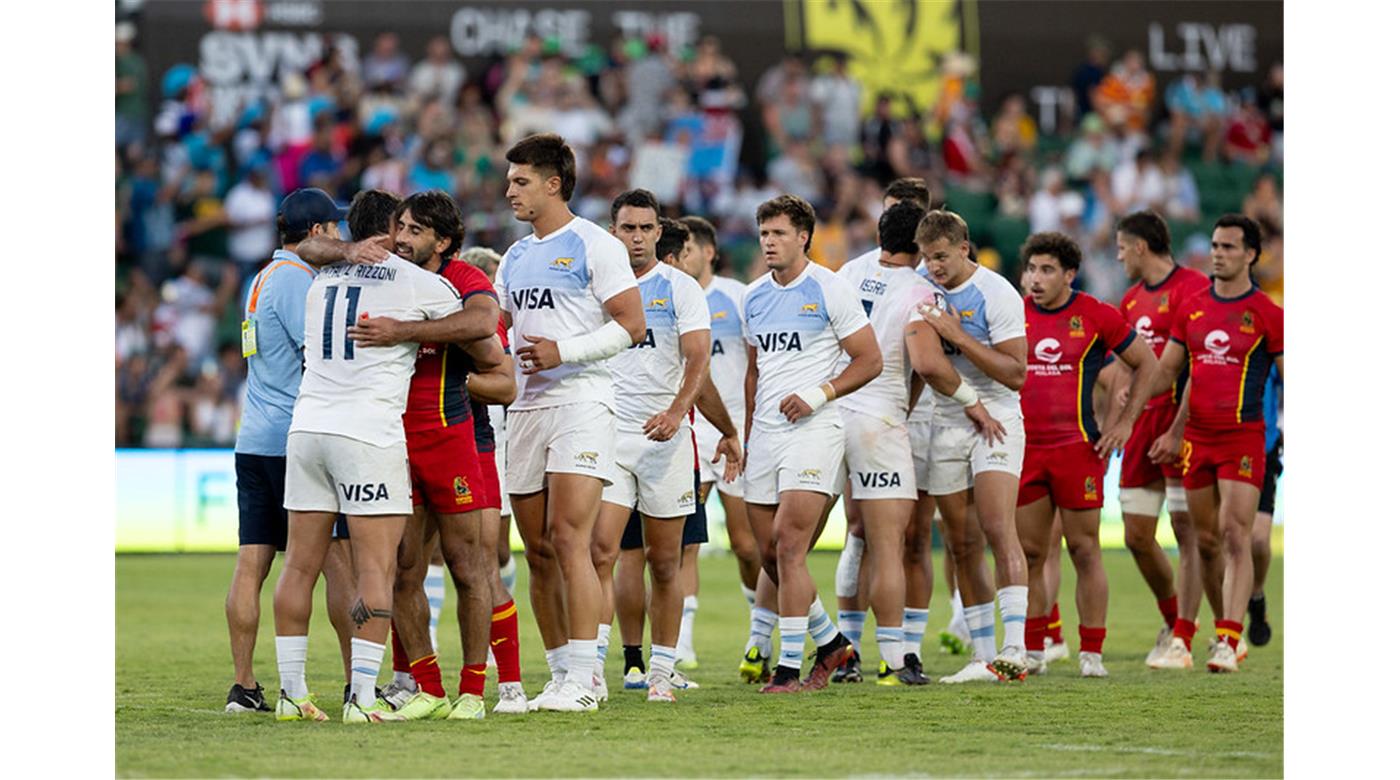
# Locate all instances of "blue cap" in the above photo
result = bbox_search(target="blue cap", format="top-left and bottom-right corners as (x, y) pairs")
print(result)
(279, 188), (347, 232)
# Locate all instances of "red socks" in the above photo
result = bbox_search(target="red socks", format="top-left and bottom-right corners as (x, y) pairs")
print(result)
(459, 663), (487, 697)
(1026, 615), (1050, 653)
(1173, 617), (1197, 650)
(409, 654), (446, 698)
(1079, 626), (1106, 655)
(391, 623), (410, 674)
(1046, 603), (1064, 645)
(491, 600), (522, 684)
(1215, 620), (1244, 650)
(1157, 595), (1179, 629)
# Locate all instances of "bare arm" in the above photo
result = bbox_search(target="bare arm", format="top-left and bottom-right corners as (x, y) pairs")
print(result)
(1145, 339), (1189, 400)
(605, 287), (648, 344)
(695, 374), (744, 483)
(904, 319), (960, 396)
(1094, 336), (1160, 458)
(744, 344), (758, 445)
(643, 329), (711, 442)
(294, 234), (391, 268)
(777, 324), (883, 423)
(350, 294), (502, 349)
(515, 287), (646, 373)
(462, 330), (506, 371)
(466, 351), (517, 405)
(919, 307), (1026, 391)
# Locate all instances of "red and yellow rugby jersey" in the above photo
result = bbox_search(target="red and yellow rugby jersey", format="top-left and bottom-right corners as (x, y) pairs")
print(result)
(1169, 285), (1283, 434)
(1023, 291), (1137, 447)
(1119, 264), (1210, 410)
(404, 260), (497, 434)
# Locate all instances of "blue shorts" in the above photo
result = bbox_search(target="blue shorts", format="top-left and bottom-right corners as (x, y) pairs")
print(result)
(236, 453), (288, 550)
(621, 470), (708, 550)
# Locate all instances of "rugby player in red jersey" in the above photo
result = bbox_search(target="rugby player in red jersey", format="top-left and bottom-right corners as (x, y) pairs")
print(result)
(1016, 232), (1159, 678)
(347, 190), (509, 718)
(1146, 214), (1282, 674)
(1111, 211), (1219, 669)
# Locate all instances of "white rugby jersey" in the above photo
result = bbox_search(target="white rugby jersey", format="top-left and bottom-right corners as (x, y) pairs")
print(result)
(606, 262), (710, 430)
(743, 261), (870, 432)
(494, 217), (639, 412)
(703, 275), (750, 424)
(291, 256), (462, 447)
(930, 263), (1026, 423)
(835, 253), (937, 425)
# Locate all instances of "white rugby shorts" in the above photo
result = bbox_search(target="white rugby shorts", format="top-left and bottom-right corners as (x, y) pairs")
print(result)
(602, 426), (697, 518)
(284, 431), (412, 516)
(836, 409), (917, 501)
(506, 402), (616, 494)
(744, 421), (845, 504)
(908, 419), (934, 494)
(694, 416), (744, 498)
(927, 412), (1026, 496)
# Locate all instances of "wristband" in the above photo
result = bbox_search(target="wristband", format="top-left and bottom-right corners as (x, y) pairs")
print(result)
(796, 385), (830, 413)
(949, 381), (979, 408)
(555, 320), (632, 364)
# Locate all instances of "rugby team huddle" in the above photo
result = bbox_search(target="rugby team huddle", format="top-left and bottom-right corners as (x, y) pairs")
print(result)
(224, 132), (1283, 723)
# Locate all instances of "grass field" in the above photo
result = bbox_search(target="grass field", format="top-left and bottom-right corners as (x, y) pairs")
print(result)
(116, 550), (1282, 778)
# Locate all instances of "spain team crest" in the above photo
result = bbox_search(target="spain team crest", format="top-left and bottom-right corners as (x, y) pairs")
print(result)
(1158, 293), (1170, 313)
(1069, 315), (1085, 338)
(453, 476), (473, 504)
(1239, 456), (1253, 479)
(1083, 476), (1099, 501)
(1241, 311), (1256, 334)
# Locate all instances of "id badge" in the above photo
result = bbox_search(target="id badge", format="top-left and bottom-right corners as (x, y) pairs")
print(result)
(241, 318), (258, 358)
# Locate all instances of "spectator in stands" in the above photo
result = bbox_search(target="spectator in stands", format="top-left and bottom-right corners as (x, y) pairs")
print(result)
(1070, 36), (1111, 119)
(1064, 112), (1120, 183)
(153, 255), (237, 374)
(1224, 96), (1273, 166)
(757, 54), (808, 109)
(1244, 172), (1283, 228)
(115, 22), (149, 149)
(620, 35), (677, 144)
(1028, 167), (1087, 235)
(363, 32), (409, 90)
(764, 75), (817, 151)
(1159, 154), (1201, 222)
(1111, 148), (1166, 216)
(991, 93), (1037, 159)
(766, 139), (824, 205)
(1093, 49), (1154, 136)
(223, 167), (278, 281)
(809, 54), (863, 155)
(407, 137), (457, 195)
(1258, 63), (1284, 165)
(175, 169), (229, 268)
(1165, 71), (1227, 162)
(409, 35), (466, 107)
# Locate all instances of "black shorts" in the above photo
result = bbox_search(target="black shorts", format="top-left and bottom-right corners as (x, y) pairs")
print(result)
(1257, 440), (1283, 515)
(236, 453), (288, 550)
(621, 470), (709, 550)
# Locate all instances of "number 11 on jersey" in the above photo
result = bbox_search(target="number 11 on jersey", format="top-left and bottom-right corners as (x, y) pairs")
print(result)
(322, 285), (362, 360)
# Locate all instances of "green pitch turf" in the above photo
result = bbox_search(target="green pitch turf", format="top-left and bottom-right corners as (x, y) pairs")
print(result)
(116, 550), (1282, 777)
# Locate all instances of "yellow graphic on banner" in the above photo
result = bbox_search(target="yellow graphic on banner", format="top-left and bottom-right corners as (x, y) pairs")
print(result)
(800, 0), (965, 116)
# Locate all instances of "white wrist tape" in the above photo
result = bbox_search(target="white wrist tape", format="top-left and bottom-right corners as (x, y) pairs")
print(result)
(949, 381), (979, 407)
(796, 385), (830, 413)
(555, 320), (632, 364)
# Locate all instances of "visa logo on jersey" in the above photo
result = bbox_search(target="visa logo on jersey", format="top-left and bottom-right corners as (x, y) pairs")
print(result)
(630, 328), (657, 348)
(857, 472), (902, 488)
(512, 288), (556, 310)
(340, 482), (391, 502)
(756, 332), (803, 351)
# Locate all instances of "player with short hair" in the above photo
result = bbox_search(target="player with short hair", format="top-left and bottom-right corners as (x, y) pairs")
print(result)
(495, 133), (647, 712)
(1145, 214), (1282, 673)
(742, 194), (883, 693)
(225, 189), (358, 713)
(1111, 211), (1218, 670)
(834, 200), (1005, 685)
(272, 211), (476, 724)
(342, 190), (510, 721)
(913, 209), (1032, 684)
(1016, 232), (1160, 678)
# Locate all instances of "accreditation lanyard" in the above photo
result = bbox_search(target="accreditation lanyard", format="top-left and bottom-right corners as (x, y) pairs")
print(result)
(242, 260), (314, 358)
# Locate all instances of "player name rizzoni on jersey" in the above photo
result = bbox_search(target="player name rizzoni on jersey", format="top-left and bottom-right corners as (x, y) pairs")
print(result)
(291, 255), (463, 447)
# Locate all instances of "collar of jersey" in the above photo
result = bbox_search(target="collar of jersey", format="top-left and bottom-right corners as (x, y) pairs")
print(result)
(1143, 263), (1180, 291)
(939, 262), (980, 294)
(271, 248), (312, 272)
(1031, 290), (1078, 314)
(634, 261), (663, 283)
(526, 215), (579, 244)
(1208, 281), (1258, 303)
(766, 260), (814, 290)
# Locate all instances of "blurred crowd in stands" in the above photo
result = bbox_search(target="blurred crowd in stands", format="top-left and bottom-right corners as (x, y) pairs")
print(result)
(115, 21), (1283, 448)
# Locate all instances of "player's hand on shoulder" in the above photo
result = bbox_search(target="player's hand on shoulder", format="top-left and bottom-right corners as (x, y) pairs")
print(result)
(348, 315), (408, 346)
(919, 301), (963, 342)
(779, 393), (815, 423)
(643, 409), (684, 442)
(963, 401), (1006, 446)
(348, 235), (392, 265)
(517, 335), (561, 374)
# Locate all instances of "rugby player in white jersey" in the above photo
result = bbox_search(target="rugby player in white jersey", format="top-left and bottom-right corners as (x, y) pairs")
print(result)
(272, 245), (469, 724)
(589, 193), (742, 702)
(833, 200), (1006, 685)
(913, 210), (1033, 684)
(742, 195), (883, 693)
(494, 134), (646, 712)
(676, 215), (760, 669)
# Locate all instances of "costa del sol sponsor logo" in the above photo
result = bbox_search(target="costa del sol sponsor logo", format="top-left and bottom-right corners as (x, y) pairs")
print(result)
(1034, 338), (1063, 364)
(1204, 329), (1231, 357)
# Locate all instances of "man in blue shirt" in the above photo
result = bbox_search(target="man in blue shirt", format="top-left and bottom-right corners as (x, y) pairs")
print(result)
(225, 189), (354, 713)
(1248, 365), (1282, 648)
